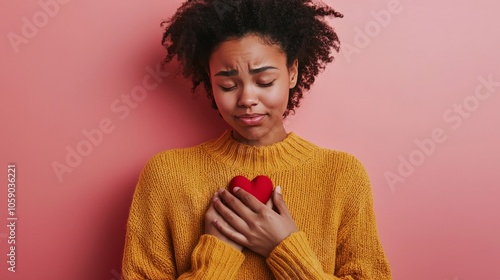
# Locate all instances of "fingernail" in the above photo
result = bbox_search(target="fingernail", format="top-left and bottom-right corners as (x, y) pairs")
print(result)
(212, 192), (219, 201)
(233, 187), (241, 193)
(275, 186), (282, 194)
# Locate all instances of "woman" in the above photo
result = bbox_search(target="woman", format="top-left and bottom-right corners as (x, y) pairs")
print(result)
(122, 0), (391, 279)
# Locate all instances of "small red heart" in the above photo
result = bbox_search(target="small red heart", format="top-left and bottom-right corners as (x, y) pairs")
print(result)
(229, 175), (273, 204)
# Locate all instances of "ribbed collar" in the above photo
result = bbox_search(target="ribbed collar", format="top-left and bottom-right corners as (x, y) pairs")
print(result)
(201, 130), (318, 172)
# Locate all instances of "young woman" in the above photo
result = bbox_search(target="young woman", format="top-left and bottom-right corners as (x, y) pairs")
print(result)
(122, 0), (391, 279)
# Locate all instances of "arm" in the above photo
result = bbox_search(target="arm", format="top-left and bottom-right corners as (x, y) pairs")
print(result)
(333, 184), (392, 279)
(121, 156), (245, 279)
(266, 186), (391, 280)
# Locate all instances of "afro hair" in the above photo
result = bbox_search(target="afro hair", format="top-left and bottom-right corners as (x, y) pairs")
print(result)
(161, 0), (343, 116)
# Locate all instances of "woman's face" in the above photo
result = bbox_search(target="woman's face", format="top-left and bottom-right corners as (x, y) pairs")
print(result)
(209, 34), (298, 146)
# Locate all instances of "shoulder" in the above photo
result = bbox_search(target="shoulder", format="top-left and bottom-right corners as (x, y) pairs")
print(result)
(138, 141), (211, 180)
(299, 136), (368, 176)
(148, 145), (202, 165)
(144, 134), (227, 167)
(302, 143), (376, 214)
(131, 144), (209, 201)
(320, 148), (370, 184)
(296, 135), (371, 190)
(318, 148), (368, 174)
(144, 145), (209, 176)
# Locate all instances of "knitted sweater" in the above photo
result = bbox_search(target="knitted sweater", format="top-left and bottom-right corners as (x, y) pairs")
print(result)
(122, 130), (391, 279)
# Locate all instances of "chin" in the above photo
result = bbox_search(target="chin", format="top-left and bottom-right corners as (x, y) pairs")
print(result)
(233, 126), (268, 141)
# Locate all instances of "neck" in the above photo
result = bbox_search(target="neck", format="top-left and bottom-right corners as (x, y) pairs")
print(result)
(231, 127), (288, 147)
(202, 130), (318, 172)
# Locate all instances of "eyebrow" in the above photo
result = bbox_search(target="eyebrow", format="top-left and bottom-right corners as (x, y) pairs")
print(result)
(214, 66), (278, 77)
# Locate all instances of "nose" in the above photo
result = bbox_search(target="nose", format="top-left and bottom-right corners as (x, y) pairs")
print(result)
(237, 85), (259, 108)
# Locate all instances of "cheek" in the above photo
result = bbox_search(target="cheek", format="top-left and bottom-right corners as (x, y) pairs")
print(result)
(265, 84), (290, 112)
(213, 92), (234, 113)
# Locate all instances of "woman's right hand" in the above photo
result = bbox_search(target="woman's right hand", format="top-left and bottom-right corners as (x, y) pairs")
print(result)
(204, 192), (243, 252)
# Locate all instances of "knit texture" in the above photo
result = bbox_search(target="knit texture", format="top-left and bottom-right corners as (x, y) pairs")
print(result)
(122, 130), (391, 279)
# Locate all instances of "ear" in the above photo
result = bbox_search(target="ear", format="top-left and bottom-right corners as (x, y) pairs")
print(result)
(288, 59), (299, 88)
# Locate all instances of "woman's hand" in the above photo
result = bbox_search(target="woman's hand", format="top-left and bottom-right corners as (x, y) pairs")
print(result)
(211, 186), (299, 258)
(204, 194), (243, 252)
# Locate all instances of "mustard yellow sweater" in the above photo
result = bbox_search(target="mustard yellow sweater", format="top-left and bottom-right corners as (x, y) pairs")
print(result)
(122, 130), (391, 279)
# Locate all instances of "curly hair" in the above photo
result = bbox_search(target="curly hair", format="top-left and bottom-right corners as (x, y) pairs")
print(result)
(161, 0), (343, 117)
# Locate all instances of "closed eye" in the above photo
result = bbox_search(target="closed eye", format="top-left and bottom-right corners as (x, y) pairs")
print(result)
(220, 85), (237, 92)
(258, 80), (275, 87)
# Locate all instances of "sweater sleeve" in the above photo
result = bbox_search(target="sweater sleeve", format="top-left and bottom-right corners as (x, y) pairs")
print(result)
(266, 156), (391, 280)
(121, 155), (245, 279)
(267, 231), (338, 279)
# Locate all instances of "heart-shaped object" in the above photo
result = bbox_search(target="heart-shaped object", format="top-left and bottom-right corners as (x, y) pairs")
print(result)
(229, 175), (273, 204)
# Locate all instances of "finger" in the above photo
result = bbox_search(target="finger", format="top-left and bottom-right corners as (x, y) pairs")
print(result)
(221, 188), (259, 216)
(204, 192), (219, 220)
(265, 195), (274, 209)
(272, 186), (292, 217)
(212, 217), (248, 246)
(231, 187), (266, 213)
(213, 191), (249, 232)
(205, 193), (221, 223)
(204, 193), (224, 235)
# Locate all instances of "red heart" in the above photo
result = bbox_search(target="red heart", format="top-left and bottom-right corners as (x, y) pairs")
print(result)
(229, 175), (273, 204)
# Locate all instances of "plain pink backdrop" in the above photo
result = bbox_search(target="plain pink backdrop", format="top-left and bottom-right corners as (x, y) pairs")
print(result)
(1, 0), (499, 279)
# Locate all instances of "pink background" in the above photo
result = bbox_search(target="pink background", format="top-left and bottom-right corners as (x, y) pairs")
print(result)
(1, 0), (499, 279)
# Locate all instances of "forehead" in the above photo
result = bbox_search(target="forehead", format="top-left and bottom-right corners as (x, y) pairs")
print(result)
(209, 34), (286, 70)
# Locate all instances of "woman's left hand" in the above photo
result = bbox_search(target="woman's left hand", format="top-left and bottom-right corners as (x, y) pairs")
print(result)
(211, 186), (298, 258)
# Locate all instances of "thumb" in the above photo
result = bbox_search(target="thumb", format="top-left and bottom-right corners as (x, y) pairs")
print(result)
(272, 186), (290, 216)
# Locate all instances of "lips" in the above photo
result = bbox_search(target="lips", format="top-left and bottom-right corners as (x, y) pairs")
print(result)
(236, 114), (266, 125)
